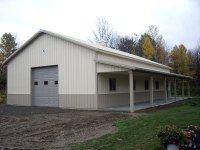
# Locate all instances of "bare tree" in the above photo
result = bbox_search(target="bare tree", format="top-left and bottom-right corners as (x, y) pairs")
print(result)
(93, 17), (119, 48)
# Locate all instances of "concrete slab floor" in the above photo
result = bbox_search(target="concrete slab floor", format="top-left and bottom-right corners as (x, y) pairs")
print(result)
(102, 97), (191, 112)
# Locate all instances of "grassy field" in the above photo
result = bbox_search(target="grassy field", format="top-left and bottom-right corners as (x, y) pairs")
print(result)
(71, 97), (200, 150)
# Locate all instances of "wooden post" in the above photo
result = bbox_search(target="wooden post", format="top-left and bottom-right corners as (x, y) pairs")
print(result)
(129, 70), (134, 112)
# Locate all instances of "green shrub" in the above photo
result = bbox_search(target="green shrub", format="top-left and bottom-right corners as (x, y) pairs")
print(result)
(191, 86), (200, 96)
(0, 90), (6, 104)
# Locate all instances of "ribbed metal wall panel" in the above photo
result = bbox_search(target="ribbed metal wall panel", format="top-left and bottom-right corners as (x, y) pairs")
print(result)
(97, 73), (166, 108)
(97, 53), (170, 73)
(97, 63), (127, 73)
(98, 73), (129, 94)
(7, 34), (97, 108)
(98, 74), (165, 94)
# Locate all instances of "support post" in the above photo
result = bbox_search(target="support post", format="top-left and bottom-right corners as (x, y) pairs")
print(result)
(150, 76), (154, 107)
(164, 77), (167, 103)
(168, 80), (171, 98)
(174, 78), (177, 101)
(187, 81), (190, 97)
(182, 80), (184, 100)
(129, 70), (134, 112)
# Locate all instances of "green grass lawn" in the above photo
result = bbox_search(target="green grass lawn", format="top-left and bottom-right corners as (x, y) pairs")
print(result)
(71, 97), (200, 150)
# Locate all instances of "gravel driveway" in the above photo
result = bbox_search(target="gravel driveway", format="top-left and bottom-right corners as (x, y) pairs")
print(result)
(0, 104), (135, 150)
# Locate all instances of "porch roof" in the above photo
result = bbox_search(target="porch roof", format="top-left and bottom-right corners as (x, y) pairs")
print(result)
(96, 59), (192, 80)
(135, 67), (192, 80)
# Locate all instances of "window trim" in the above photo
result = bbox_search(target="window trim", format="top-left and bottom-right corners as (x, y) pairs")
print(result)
(155, 81), (159, 90)
(144, 80), (149, 90)
(109, 78), (116, 91)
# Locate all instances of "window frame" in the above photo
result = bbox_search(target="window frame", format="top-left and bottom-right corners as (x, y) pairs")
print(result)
(109, 78), (116, 91)
(133, 80), (136, 91)
(155, 81), (159, 90)
(144, 80), (149, 90)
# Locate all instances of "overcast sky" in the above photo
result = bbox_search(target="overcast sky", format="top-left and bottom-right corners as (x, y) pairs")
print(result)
(0, 0), (199, 49)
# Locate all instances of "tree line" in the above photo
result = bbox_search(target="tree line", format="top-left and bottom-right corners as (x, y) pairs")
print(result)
(92, 18), (200, 91)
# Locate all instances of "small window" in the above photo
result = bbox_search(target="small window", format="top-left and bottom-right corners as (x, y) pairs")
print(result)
(34, 81), (38, 85)
(109, 78), (116, 91)
(44, 81), (48, 85)
(133, 80), (136, 91)
(144, 80), (149, 90)
(155, 81), (159, 90)
(54, 81), (58, 85)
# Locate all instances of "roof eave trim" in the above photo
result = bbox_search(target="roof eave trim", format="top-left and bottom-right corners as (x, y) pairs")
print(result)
(135, 68), (192, 80)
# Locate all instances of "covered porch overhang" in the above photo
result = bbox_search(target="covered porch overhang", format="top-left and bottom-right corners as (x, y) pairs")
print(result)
(96, 60), (192, 113)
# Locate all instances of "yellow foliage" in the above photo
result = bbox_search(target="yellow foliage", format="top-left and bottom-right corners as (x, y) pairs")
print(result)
(170, 44), (190, 75)
(142, 35), (155, 60)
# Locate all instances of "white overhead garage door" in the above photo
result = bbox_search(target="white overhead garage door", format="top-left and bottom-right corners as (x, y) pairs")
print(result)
(32, 66), (58, 107)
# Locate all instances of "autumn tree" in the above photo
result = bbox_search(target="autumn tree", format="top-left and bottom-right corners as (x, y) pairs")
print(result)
(187, 50), (196, 78)
(155, 36), (169, 64)
(169, 44), (189, 75)
(147, 25), (169, 64)
(147, 25), (158, 47)
(142, 34), (155, 60)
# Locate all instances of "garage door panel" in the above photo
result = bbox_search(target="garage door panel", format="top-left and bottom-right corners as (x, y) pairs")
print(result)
(33, 98), (58, 107)
(33, 88), (58, 97)
(32, 66), (58, 107)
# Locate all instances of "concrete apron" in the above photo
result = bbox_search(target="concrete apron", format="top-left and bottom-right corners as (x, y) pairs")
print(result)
(102, 97), (192, 112)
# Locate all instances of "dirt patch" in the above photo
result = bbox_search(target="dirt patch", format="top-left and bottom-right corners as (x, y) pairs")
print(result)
(0, 105), (137, 150)
(0, 100), (189, 150)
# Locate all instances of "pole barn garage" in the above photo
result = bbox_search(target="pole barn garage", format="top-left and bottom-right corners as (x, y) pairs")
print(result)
(3, 30), (192, 112)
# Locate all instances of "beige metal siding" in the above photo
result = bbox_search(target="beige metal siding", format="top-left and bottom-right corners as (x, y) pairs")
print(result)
(154, 91), (165, 100)
(98, 73), (129, 94)
(7, 94), (31, 106)
(97, 74), (162, 94)
(59, 94), (97, 109)
(97, 73), (166, 108)
(7, 33), (97, 108)
(97, 53), (170, 73)
(97, 63), (127, 73)
(98, 93), (129, 108)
